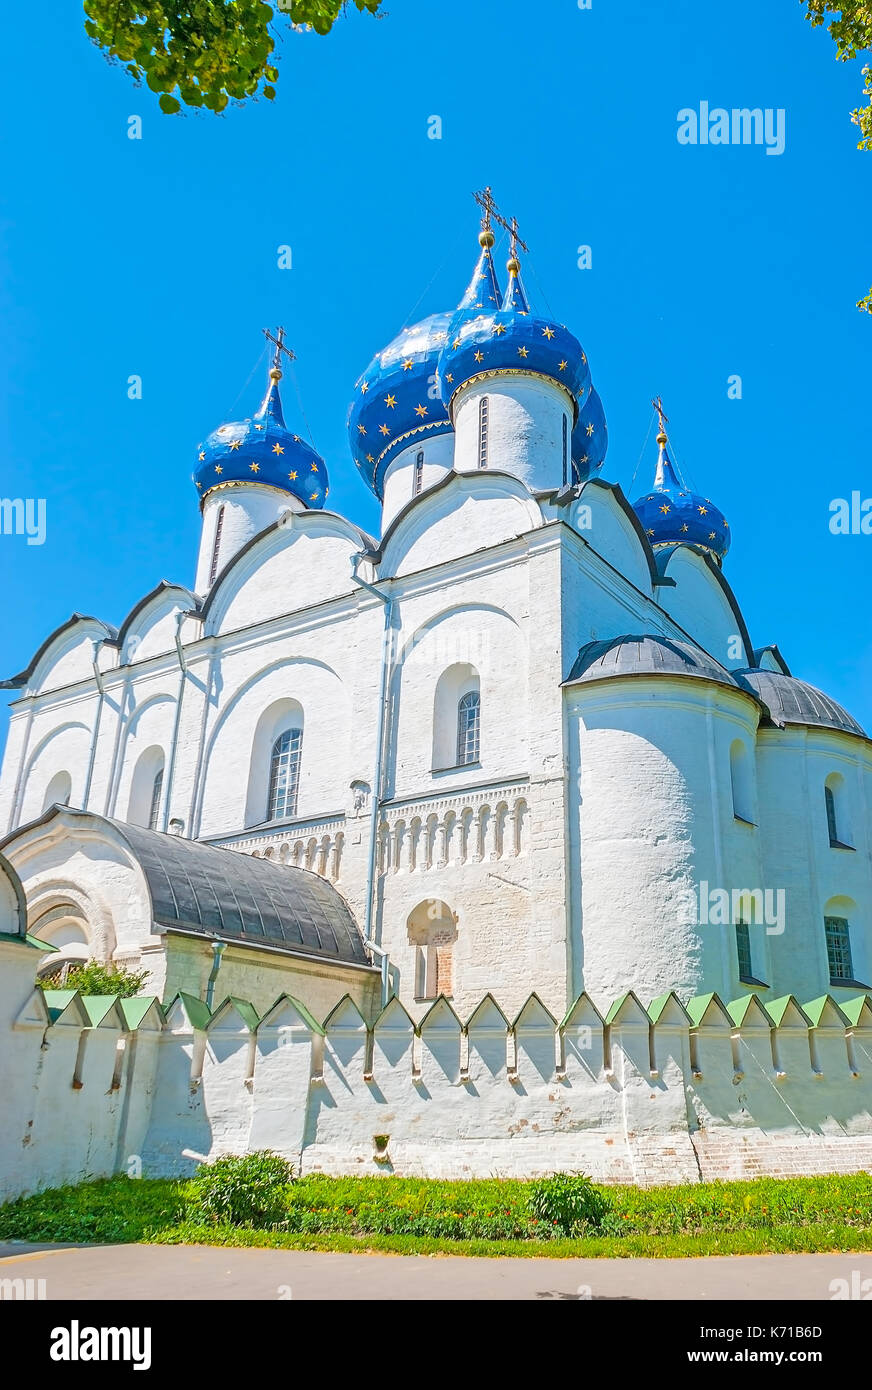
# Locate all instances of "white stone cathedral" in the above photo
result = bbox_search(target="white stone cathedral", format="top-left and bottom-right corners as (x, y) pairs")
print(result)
(1, 209), (870, 1048)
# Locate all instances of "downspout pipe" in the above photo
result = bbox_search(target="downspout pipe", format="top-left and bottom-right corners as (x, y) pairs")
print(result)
(205, 940), (227, 1010)
(163, 613), (188, 834)
(82, 643), (106, 811)
(351, 552), (394, 995)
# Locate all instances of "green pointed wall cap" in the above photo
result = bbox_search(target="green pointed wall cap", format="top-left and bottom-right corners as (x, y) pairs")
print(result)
(465, 993), (510, 1031)
(512, 993), (558, 1031)
(605, 991), (648, 1026)
(727, 994), (771, 1027)
(840, 995), (872, 1027)
(803, 995), (848, 1028)
(79, 995), (126, 1028)
(647, 991), (690, 1025)
(323, 993), (368, 1031)
(25, 933), (53, 950)
(208, 995), (260, 1032)
(372, 994), (416, 1032)
(0, 933), (43, 950)
(257, 993), (325, 1035)
(41, 988), (86, 1024)
(686, 992), (732, 1027)
(764, 995), (811, 1028)
(167, 990), (212, 1031)
(120, 996), (163, 1030)
(560, 992), (604, 1029)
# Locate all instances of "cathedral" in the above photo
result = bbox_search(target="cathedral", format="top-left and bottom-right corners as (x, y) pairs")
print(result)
(0, 200), (869, 1058)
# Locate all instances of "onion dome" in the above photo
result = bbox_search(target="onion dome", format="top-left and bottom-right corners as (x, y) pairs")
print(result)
(437, 244), (590, 417)
(347, 312), (455, 500)
(572, 385), (608, 482)
(194, 352), (327, 509)
(632, 418), (730, 562)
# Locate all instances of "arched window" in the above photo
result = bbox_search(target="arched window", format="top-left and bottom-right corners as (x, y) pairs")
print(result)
(478, 396), (489, 468)
(408, 899), (457, 1000)
(457, 691), (481, 766)
(735, 919), (753, 983)
(208, 505), (226, 586)
(148, 767), (164, 830)
(729, 739), (754, 823)
(42, 770), (72, 813)
(825, 774), (851, 848)
(432, 664), (481, 771)
(414, 450), (424, 496)
(824, 915), (854, 984)
(127, 747), (165, 828)
(267, 728), (303, 821)
(562, 412), (569, 486)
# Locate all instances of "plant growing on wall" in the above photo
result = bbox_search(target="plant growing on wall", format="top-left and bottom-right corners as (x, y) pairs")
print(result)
(36, 959), (151, 997)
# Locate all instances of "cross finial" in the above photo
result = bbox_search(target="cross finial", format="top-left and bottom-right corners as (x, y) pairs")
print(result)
(263, 326), (296, 380)
(652, 395), (669, 444)
(473, 185), (498, 231)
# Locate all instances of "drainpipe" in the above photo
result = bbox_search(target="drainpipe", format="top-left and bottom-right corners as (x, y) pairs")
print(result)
(205, 940), (226, 1009)
(367, 942), (391, 1010)
(82, 643), (106, 811)
(163, 613), (188, 834)
(350, 551), (394, 997)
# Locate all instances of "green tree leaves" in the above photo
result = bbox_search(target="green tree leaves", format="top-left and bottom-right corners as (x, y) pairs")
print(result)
(83, 0), (383, 115)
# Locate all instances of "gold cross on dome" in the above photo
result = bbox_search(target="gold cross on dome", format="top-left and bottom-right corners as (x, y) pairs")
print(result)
(473, 185), (499, 232)
(652, 395), (669, 437)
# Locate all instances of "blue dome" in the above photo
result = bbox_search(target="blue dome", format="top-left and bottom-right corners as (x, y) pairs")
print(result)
(194, 366), (328, 509)
(633, 434), (730, 561)
(437, 254), (590, 415)
(572, 385), (608, 482)
(347, 313), (455, 499)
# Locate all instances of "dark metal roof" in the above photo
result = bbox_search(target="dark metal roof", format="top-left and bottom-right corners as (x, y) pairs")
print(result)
(565, 634), (743, 691)
(116, 820), (370, 966)
(734, 670), (866, 739)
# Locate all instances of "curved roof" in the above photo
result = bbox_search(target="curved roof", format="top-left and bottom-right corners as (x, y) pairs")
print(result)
(565, 634), (744, 691)
(6, 808), (370, 968)
(734, 669), (866, 739)
(1, 614), (118, 691)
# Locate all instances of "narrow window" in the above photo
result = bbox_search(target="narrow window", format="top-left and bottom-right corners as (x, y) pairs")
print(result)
(267, 728), (303, 821)
(562, 413), (568, 486)
(148, 768), (164, 830)
(825, 785), (838, 845)
(209, 505), (226, 586)
(457, 691), (481, 766)
(825, 915), (854, 983)
(414, 449), (424, 496)
(478, 396), (489, 468)
(735, 920), (753, 982)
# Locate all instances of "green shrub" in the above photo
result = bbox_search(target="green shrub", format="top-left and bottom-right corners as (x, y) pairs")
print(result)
(36, 959), (150, 997)
(185, 1152), (295, 1228)
(528, 1173), (609, 1235)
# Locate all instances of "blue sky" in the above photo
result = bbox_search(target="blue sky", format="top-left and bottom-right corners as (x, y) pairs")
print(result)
(1, 0), (870, 741)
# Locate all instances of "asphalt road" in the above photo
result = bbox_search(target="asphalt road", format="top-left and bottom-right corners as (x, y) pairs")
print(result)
(1, 1243), (869, 1300)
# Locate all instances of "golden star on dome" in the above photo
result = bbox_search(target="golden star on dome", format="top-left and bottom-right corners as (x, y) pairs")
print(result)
(708, 531), (716, 540)
(414, 404), (428, 417)
(474, 350), (484, 362)
(293, 435), (301, 443)
(360, 382), (369, 393)
(586, 423), (595, 436)
(379, 424), (390, 436)
(357, 424), (367, 435)
(580, 453), (589, 464)
(229, 439), (241, 451)
(365, 454), (374, 463)
(681, 524), (689, 532)
(384, 394), (397, 408)
(310, 492), (318, 501)
(198, 451), (205, 461)
(310, 461), (319, 472)
(723, 520), (729, 528)
(659, 503), (671, 514)
(402, 359), (414, 371)
(214, 465), (223, 475)
(647, 528), (654, 536)
(196, 481), (202, 489)
(697, 505), (708, 516)
(492, 323), (507, 335)
(289, 471), (299, 481)
(581, 351), (587, 363)
(517, 346), (529, 358)
(557, 360), (568, 371)
(541, 326), (556, 339)
(452, 337), (461, 350)
(272, 443), (284, 455)
(446, 373), (454, 383)
(254, 424), (264, 431)
(249, 462), (260, 473)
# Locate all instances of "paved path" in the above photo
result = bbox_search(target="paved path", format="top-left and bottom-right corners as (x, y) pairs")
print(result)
(1, 1243), (868, 1300)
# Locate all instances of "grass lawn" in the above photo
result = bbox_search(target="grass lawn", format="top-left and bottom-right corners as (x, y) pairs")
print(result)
(2, 1170), (872, 1258)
